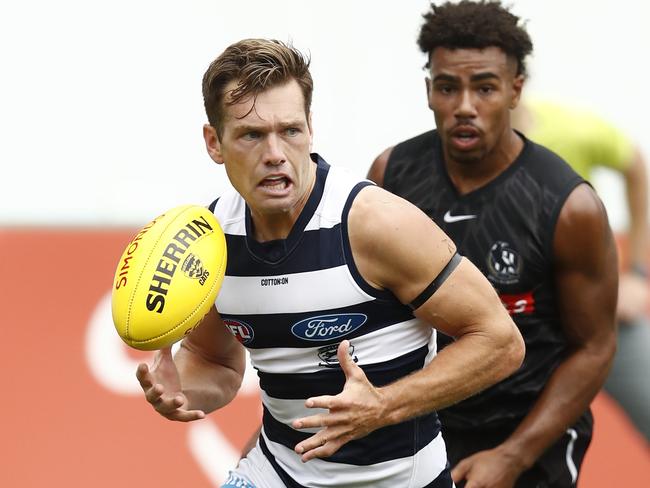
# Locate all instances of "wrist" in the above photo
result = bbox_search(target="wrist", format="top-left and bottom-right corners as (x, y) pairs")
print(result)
(496, 440), (536, 471)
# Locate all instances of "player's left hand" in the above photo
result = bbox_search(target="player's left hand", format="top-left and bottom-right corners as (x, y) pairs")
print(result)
(452, 447), (526, 488)
(292, 340), (385, 462)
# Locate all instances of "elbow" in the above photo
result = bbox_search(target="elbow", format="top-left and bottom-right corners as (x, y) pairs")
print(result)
(500, 321), (526, 379)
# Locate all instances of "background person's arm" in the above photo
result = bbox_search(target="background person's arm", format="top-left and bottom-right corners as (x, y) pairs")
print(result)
(453, 183), (618, 487)
(618, 147), (650, 321)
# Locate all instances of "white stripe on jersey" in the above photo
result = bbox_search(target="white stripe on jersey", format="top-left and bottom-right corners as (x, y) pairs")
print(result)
(250, 318), (433, 374)
(261, 428), (448, 488)
(216, 265), (373, 315)
(260, 392), (325, 434)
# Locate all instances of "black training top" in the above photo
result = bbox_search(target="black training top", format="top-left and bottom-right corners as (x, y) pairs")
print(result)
(384, 129), (585, 430)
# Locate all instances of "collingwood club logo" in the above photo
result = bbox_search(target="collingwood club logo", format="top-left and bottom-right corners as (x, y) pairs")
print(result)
(487, 241), (522, 285)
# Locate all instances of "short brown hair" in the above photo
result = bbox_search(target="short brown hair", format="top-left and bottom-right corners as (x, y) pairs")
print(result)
(202, 39), (313, 138)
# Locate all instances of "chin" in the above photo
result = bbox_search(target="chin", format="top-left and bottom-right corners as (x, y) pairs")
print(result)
(449, 149), (484, 165)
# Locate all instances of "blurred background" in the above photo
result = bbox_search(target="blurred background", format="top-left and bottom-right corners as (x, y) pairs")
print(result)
(1, 1), (648, 486)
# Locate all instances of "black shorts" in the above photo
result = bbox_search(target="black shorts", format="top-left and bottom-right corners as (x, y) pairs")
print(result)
(442, 410), (593, 488)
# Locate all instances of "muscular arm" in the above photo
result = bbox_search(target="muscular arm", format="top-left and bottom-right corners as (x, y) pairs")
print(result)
(352, 186), (525, 420)
(293, 187), (524, 461)
(495, 183), (618, 469)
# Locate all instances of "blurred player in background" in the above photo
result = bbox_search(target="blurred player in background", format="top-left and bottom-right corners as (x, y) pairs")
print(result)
(135, 38), (525, 488)
(368, 1), (618, 487)
(513, 99), (650, 442)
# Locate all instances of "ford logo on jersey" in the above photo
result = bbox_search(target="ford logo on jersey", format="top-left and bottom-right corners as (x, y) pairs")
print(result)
(291, 313), (367, 341)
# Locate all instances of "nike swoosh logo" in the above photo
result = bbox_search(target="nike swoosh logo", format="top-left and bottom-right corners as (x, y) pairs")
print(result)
(443, 210), (477, 223)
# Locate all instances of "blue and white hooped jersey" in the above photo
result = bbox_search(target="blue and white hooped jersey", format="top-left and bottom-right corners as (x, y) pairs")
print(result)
(211, 154), (448, 488)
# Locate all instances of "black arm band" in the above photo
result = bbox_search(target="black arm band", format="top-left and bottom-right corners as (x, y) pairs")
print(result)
(408, 252), (463, 310)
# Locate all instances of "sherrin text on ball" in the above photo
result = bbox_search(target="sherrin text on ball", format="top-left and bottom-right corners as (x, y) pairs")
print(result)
(111, 205), (227, 350)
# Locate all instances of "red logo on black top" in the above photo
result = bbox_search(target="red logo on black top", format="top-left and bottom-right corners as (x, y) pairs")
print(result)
(500, 292), (535, 315)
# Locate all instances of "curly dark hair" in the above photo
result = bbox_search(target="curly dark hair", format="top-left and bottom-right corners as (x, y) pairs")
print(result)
(418, 1), (533, 77)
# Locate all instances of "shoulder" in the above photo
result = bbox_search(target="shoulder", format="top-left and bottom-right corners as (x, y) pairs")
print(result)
(391, 130), (438, 159)
(367, 146), (394, 186)
(346, 185), (455, 297)
(367, 131), (437, 187)
(518, 135), (584, 193)
(209, 187), (246, 233)
(554, 183), (613, 270)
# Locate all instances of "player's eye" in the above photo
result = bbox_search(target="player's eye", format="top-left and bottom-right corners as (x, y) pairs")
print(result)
(435, 84), (455, 95)
(243, 131), (261, 140)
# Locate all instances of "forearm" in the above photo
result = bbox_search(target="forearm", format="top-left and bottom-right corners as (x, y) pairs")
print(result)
(380, 327), (523, 425)
(175, 342), (244, 413)
(498, 343), (615, 467)
(623, 149), (648, 266)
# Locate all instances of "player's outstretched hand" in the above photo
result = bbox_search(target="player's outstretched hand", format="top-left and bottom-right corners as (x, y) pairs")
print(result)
(292, 340), (385, 462)
(452, 447), (525, 488)
(135, 346), (206, 422)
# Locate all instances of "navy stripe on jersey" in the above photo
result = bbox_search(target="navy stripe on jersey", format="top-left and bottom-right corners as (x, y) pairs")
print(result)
(259, 345), (429, 398)
(341, 182), (397, 301)
(221, 300), (413, 349)
(424, 468), (454, 488)
(225, 225), (345, 275)
(263, 406), (440, 466)
(259, 436), (306, 488)
(208, 197), (219, 213)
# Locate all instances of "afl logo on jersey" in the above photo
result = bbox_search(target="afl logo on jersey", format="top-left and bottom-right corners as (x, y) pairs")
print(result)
(487, 241), (522, 285)
(223, 318), (254, 345)
(291, 313), (367, 342)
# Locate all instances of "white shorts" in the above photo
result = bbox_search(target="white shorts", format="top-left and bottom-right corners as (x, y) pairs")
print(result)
(221, 442), (284, 488)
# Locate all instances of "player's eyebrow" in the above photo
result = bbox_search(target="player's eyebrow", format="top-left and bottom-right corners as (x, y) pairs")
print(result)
(432, 72), (499, 83)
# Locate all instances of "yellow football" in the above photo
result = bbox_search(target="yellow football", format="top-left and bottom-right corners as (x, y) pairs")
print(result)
(111, 204), (227, 350)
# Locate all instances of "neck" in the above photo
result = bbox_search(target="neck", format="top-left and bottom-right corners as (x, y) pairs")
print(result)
(445, 129), (524, 195)
(250, 162), (317, 242)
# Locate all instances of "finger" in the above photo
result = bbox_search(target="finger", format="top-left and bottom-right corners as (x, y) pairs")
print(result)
(135, 363), (153, 388)
(337, 340), (360, 379)
(294, 427), (348, 460)
(292, 410), (344, 430)
(144, 383), (165, 404)
(451, 458), (470, 483)
(164, 408), (206, 422)
(303, 394), (335, 410)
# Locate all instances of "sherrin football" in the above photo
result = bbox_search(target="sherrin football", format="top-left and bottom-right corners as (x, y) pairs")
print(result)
(111, 204), (227, 350)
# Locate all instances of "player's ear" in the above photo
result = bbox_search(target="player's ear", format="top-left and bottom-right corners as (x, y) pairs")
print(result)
(510, 74), (525, 110)
(308, 112), (314, 151)
(203, 124), (224, 165)
(425, 77), (434, 110)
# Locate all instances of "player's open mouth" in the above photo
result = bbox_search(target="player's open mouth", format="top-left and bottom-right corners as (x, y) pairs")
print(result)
(259, 175), (292, 193)
(450, 127), (480, 150)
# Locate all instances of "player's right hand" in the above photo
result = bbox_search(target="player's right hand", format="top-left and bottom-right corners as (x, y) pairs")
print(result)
(136, 346), (206, 422)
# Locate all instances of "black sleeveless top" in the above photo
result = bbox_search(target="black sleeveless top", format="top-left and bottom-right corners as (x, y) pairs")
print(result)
(385, 130), (585, 429)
